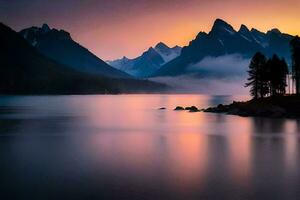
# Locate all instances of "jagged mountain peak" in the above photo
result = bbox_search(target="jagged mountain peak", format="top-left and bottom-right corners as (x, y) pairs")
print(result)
(21, 24), (72, 41)
(251, 28), (264, 34)
(146, 47), (157, 54)
(195, 31), (208, 40)
(155, 42), (170, 50)
(267, 28), (282, 35)
(154, 42), (182, 63)
(239, 24), (250, 33)
(172, 45), (182, 52)
(19, 24), (130, 78)
(153, 19), (293, 77)
(210, 18), (235, 34)
(42, 23), (51, 32)
(155, 42), (171, 53)
(137, 47), (161, 60)
(238, 24), (253, 42)
(213, 18), (230, 27)
(109, 42), (181, 77)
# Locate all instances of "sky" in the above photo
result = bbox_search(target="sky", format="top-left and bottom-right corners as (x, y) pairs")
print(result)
(1, 0), (300, 60)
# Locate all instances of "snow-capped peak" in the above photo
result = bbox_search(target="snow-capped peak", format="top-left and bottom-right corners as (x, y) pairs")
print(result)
(154, 42), (181, 63)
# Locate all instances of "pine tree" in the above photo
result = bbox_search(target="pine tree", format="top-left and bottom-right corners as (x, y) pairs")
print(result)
(245, 52), (267, 99)
(290, 36), (300, 94)
(268, 55), (288, 96)
(279, 58), (289, 94)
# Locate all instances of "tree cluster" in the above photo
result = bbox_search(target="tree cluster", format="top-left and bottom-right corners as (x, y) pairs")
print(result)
(291, 36), (300, 94)
(245, 53), (288, 98)
(246, 36), (300, 98)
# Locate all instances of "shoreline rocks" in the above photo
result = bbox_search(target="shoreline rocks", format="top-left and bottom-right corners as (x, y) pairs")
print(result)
(174, 106), (201, 112)
(164, 96), (300, 118)
(204, 96), (300, 118)
(174, 106), (185, 111)
(185, 106), (200, 112)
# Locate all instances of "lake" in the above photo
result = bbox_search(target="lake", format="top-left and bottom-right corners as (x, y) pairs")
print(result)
(0, 94), (300, 200)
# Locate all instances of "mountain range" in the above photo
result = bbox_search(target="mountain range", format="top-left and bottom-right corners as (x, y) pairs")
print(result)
(20, 24), (130, 78)
(0, 19), (296, 94)
(0, 23), (165, 94)
(153, 19), (294, 77)
(107, 42), (181, 77)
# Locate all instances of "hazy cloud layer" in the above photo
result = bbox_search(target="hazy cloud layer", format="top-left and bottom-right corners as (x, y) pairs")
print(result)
(151, 54), (251, 95)
(188, 54), (250, 77)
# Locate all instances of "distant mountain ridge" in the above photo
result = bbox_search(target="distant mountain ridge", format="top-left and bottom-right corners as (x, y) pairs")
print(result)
(20, 24), (130, 78)
(153, 19), (294, 77)
(107, 42), (182, 77)
(0, 23), (166, 94)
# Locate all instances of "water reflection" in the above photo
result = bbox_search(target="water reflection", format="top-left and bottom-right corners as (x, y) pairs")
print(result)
(0, 95), (300, 199)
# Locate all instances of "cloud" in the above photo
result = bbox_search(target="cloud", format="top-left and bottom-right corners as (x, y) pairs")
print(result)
(150, 75), (249, 95)
(150, 54), (251, 95)
(188, 54), (250, 77)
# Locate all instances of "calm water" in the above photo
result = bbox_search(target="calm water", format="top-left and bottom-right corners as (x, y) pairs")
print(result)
(1, 94), (300, 200)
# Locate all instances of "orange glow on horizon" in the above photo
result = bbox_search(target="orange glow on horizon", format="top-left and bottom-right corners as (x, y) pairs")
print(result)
(3, 0), (300, 60)
(73, 0), (300, 60)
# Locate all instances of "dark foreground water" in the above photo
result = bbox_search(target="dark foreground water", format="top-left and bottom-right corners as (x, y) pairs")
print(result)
(1, 95), (300, 200)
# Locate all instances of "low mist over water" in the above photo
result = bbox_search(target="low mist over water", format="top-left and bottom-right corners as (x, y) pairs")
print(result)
(151, 76), (249, 94)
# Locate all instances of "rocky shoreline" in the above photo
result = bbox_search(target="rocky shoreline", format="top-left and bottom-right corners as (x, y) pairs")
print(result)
(204, 96), (300, 118)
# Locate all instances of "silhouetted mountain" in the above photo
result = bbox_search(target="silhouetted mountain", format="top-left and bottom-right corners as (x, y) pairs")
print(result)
(153, 19), (293, 77)
(108, 42), (181, 77)
(0, 23), (166, 94)
(20, 24), (130, 78)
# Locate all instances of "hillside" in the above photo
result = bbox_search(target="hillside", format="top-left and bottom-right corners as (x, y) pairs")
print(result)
(0, 23), (166, 94)
(20, 24), (130, 78)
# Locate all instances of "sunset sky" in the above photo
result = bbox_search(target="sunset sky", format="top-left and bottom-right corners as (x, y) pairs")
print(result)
(1, 0), (300, 60)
